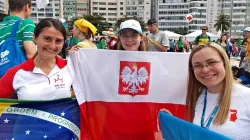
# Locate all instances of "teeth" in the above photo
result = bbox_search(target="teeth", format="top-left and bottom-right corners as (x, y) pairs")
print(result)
(45, 49), (54, 52)
(203, 75), (214, 79)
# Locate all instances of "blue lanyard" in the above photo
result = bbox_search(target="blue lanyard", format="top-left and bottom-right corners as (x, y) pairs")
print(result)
(200, 90), (219, 129)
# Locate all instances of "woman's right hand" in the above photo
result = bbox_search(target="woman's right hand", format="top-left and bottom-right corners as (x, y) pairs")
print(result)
(160, 109), (173, 115)
(68, 45), (80, 54)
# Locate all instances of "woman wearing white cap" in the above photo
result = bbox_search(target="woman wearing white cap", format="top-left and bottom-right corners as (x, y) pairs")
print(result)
(117, 19), (147, 51)
(241, 27), (250, 72)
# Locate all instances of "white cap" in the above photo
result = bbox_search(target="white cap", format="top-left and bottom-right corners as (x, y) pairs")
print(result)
(244, 27), (250, 31)
(118, 19), (142, 34)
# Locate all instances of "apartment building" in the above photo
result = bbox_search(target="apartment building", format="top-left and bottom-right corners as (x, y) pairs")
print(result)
(76, 0), (89, 17)
(63, 0), (76, 19)
(30, 0), (61, 23)
(126, 0), (151, 23)
(156, 0), (190, 32)
(91, 0), (126, 25)
(219, 0), (249, 38)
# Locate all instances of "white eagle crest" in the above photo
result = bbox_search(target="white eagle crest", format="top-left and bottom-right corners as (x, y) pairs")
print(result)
(121, 63), (149, 94)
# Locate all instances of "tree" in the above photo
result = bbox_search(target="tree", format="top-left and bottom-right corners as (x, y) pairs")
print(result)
(66, 15), (112, 35)
(214, 14), (231, 33)
(173, 27), (188, 35)
(115, 16), (147, 32)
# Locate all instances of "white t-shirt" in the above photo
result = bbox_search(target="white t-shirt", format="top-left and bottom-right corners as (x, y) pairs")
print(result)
(193, 84), (250, 139)
(147, 31), (169, 52)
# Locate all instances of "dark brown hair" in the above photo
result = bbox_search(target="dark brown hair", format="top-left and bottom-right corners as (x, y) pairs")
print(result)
(9, 0), (31, 12)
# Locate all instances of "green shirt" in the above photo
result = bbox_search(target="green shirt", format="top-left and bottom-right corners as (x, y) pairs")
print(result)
(194, 34), (211, 45)
(69, 37), (78, 46)
(0, 16), (35, 55)
(177, 40), (184, 48)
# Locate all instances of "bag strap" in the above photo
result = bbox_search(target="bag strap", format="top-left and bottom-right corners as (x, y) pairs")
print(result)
(10, 19), (22, 38)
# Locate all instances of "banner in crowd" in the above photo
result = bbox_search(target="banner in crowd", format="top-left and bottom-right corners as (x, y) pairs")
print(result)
(0, 98), (80, 140)
(69, 49), (190, 140)
(159, 111), (232, 140)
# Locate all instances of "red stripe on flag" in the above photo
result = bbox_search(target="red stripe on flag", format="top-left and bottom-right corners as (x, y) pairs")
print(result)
(80, 101), (188, 140)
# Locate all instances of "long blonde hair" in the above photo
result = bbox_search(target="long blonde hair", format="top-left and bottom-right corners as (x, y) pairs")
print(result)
(186, 42), (234, 126)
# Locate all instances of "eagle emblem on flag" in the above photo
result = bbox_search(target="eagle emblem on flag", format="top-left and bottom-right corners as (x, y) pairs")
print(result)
(118, 61), (151, 96)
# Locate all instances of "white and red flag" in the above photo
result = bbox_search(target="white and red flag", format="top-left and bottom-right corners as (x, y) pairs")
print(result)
(68, 49), (190, 140)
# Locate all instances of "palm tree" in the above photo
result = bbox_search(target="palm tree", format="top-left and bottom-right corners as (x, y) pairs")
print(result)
(214, 14), (231, 33)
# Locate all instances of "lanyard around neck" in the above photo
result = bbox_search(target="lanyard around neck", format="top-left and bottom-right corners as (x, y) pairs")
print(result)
(200, 90), (219, 129)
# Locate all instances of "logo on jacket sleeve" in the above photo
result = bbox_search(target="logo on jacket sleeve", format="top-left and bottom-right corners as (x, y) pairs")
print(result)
(118, 61), (151, 96)
(229, 109), (237, 122)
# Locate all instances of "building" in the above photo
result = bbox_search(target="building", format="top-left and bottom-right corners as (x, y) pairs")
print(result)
(156, 0), (190, 32)
(63, 0), (76, 20)
(126, 0), (151, 23)
(91, 0), (151, 26)
(30, 0), (62, 24)
(206, 0), (220, 34)
(0, 0), (8, 14)
(219, 0), (249, 38)
(91, 0), (126, 25)
(76, 0), (89, 17)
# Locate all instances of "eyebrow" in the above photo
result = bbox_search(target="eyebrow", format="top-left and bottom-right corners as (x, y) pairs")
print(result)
(192, 58), (217, 64)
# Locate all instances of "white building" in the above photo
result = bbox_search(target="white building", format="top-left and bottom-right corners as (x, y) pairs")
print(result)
(219, 0), (248, 38)
(157, 0), (190, 32)
(91, 0), (151, 25)
(126, 0), (151, 23)
(30, 0), (62, 24)
(91, 0), (126, 25)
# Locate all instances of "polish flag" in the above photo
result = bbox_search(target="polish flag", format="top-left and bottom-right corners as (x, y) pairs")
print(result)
(68, 49), (190, 140)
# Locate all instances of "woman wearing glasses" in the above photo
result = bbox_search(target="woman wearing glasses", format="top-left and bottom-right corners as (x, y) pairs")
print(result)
(186, 42), (250, 139)
(117, 19), (147, 51)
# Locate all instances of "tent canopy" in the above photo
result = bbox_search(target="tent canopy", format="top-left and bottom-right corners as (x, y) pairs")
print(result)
(184, 30), (220, 42)
(163, 30), (182, 40)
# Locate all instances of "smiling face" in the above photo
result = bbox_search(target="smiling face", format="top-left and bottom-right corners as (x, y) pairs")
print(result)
(34, 27), (64, 60)
(191, 47), (225, 93)
(119, 29), (142, 51)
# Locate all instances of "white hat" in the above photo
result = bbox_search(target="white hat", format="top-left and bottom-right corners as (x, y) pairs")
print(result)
(102, 28), (117, 38)
(244, 27), (250, 32)
(118, 19), (142, 34)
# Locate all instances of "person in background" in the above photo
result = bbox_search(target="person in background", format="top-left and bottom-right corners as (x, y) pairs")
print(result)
(0, 18), (73, 100)
(194, 26), (211, 47)
(0, 0), (36, 59)
(162, 42), (250, 139)
(169, 39), (175, 52)
(72, 18), (97, 49)
(217, 33), (232, 59)
(176, 36), (184, 52)
(117, 19), (147, 51)
(102, 28), (117, 50)
(98, 37), (108, 49)
(240, 27), (250, 72)
(145, 18), (169, 52)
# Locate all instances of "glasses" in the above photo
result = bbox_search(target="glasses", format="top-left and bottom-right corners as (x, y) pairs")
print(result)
(120, 34), (140, 40)
(192, 60), (222, 71)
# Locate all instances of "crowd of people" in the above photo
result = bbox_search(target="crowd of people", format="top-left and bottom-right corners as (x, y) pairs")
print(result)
(0, 0), (250, 140)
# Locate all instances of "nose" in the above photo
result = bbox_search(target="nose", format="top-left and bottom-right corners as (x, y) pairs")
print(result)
(201, 65), (211, 72)
(49, 41), (57, 49)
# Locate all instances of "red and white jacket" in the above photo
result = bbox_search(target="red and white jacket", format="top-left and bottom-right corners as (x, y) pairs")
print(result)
(0, 56), (72, 100)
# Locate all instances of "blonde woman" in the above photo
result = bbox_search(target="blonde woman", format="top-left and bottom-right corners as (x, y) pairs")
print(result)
(162, 42), (250, 139)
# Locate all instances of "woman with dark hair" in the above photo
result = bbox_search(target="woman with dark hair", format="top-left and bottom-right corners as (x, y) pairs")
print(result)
(117, 19), (147, 51)
(0, 18), (73, 100)
(176, 36), (184, 52)
(218, 34), (232, 59)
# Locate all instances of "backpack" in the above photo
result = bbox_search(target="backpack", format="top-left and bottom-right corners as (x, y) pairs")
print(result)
(0, 19), (26, 77)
